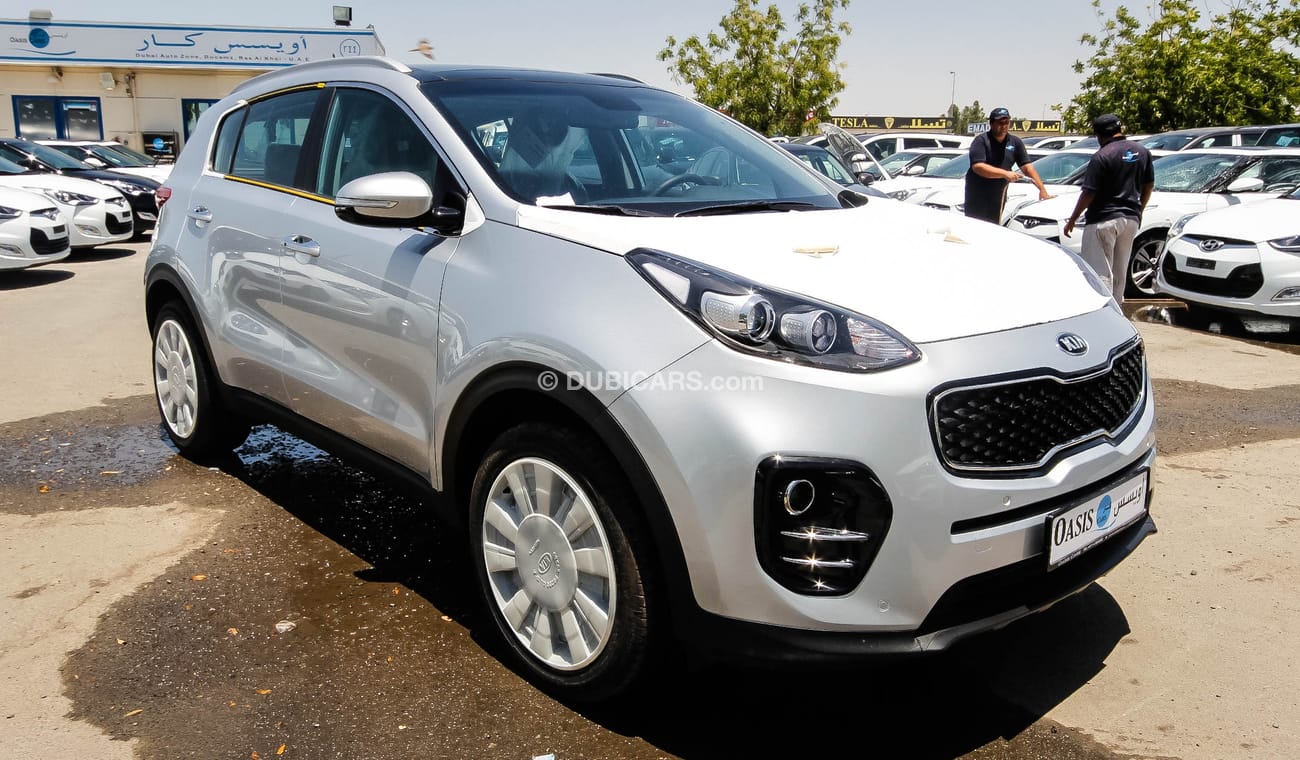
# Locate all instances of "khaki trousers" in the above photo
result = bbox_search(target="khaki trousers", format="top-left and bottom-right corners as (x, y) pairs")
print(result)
(1081, 216), (1138, 303)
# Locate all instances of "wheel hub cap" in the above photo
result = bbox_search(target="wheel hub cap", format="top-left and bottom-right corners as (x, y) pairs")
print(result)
(516, 514), (579, 611)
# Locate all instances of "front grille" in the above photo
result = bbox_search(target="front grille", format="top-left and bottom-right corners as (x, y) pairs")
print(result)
(931, 341), (1145, 473)
(1162, 255), (1263, 298)
(30, 228), (69, 255)
(1180, 234), (1255, 248)
(106, 215), (133, 235)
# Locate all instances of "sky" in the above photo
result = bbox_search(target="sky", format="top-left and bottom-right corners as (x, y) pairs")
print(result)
(27, 0), (1138, 122)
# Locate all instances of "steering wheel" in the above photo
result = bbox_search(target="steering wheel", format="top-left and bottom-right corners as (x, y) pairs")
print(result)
(652, 173), (722, 196)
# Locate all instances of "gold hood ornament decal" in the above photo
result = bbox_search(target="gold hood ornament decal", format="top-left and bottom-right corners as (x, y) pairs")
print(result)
(793, 245), (839, 258)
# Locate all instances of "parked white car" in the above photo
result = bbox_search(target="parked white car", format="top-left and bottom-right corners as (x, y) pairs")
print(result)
(0, 186), (71, 270)
(858, 132), (972, 161)
(38, 140), (173, 183)
(1006, 147), (1300, 296)
(1157, 186), (1300, 333)
(0, 155), (133, 248)
(878, 147), (964, 177)
(1022, 135), (1089, 151)
(919, 149), (1095, 217)
(146, 56), (1156, 699)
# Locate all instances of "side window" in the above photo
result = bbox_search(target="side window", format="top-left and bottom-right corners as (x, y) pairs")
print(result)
(316, 88), (440, 198)
(211, 108), (246, 174)
(228, 89), (321, 189)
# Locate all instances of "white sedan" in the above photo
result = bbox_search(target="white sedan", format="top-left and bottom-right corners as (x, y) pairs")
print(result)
(0, 156), (133, 248)
(918, 149), (1095, 217)
(1157, 186), (1300, 333)
(37, 140), (172, 183)
(0, 186), (71, 271)
(1006, 147), (1300, 296)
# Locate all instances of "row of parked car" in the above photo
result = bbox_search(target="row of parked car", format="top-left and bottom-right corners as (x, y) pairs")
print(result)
(785, 122), (1300, 334)
(0, 138), (170, 272)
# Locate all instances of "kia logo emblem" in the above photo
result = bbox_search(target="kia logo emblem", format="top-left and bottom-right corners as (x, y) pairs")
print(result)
(1199, 238), (1225, 252)
(1057, 333), (1088, 356)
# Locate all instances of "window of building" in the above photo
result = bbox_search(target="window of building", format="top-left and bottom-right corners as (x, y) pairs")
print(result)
(13, 96), (103, 140)
(182, 99), (220, 142)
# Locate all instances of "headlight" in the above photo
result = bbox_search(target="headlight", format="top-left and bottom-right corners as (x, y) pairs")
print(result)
(628, 249), (920, 372)
(32, 207), (61, 220)
(39, 189), (98, 206)
(0, 205), (20, 220)
(101, 179), (148, 195)
(887, 188), (917, 201)
(1267, 234), (1300, 254)
(1169, 212), (1200, 238)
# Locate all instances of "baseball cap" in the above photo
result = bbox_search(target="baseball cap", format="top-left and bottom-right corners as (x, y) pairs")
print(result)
(1092, 113), (1123, 136)
(988, 107), (1010, 121)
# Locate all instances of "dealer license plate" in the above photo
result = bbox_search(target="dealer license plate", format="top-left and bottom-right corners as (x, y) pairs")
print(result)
(1046, 470), (1148, 569)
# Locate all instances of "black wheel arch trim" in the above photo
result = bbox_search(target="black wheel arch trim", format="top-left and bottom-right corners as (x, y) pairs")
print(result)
(144, 264), (234, 407)
(441, 362), (700, 636)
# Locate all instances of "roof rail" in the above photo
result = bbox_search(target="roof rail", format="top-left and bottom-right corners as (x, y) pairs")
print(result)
(588, 72), (644, 83)
(232, 56), (412, 95)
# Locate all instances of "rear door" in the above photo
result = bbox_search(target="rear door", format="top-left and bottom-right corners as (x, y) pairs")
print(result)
(178, 87), (327, 406)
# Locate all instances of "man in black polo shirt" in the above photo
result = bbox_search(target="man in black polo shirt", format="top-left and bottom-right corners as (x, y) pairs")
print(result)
(963, 107), (1051, 223)
(1063, 113), (1155, 303)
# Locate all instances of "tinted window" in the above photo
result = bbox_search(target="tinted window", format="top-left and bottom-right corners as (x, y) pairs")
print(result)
(315, 88), (441, 197)
(226, 90), (321, 189)
(1261, 127), (1300, 147)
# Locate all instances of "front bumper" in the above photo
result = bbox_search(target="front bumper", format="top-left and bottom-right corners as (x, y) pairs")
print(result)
(609, 305), (1156, 647)
(1159, 235), (1300, 320)
(67, 202), (133, 247)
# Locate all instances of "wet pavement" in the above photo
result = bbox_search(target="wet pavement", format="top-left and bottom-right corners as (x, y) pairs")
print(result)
(0, 396), (1145, 760)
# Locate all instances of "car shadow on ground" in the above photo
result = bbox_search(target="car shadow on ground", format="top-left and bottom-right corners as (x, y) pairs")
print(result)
(214, 425), (1131, 759)
(67, 246), (138, 262)
(0, 267), (76, 290)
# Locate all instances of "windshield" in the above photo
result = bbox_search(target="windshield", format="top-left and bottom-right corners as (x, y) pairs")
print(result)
(879, 150), (925, 174)
(923, 153), (969, 178)
(423, 79), (839, 214)
(1141, 133), (1198, 151)
(1152, 153), (1245, 192)
(86, 146), (136, 167)
(11, 140), (93, 170)
(0, 155), (28, 174)
(100, 143), (157, 165)
(1026, 151), (1092, 184)
(787, 146), (855, 184)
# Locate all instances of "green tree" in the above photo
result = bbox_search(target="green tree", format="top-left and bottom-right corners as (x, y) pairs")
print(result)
(950, 101), (985, 138)
(659, 0), (851, 137)
(1062, 0), (1300, 133)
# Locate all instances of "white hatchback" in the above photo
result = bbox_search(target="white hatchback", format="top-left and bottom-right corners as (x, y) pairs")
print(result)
(146, 57), (1156, 699)
(0, 186), (70, 270)
(1157, 187), (1300, 332)
(0, 156), (133, 248)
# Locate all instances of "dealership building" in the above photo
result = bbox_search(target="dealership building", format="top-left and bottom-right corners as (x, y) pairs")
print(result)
(1, 14), (384, 158)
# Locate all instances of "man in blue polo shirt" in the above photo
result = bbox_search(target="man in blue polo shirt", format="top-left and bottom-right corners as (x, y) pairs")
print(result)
(963, 107), (1051, 223)
(1063, 113), (1155, 303)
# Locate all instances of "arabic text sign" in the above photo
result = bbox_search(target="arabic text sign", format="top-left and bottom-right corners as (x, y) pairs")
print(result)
(830, 116), (955, 131)
(1, 20), (382, 68)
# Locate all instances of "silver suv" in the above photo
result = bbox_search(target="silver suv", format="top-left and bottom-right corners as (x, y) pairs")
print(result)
(145, 57), (1156, 698)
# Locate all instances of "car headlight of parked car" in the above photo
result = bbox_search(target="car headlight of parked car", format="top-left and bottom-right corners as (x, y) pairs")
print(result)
(0, 205), (20, 220)
(1169, 212), (1200, 238)
(1267, 234), (1300, 254)
(628, 249), (920, 372)
(101, 179), (149, 196)
(39, 189), (98, 206)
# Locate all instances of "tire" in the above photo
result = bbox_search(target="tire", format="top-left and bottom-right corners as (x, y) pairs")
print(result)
(1127, 233), (1164, 298)
(468, 423), (655, 699)
(150, 302), (250, 458)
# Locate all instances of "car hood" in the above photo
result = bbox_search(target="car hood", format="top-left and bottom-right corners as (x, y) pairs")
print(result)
(515, 201), (1108, 343)
(0, 173), (123, 200)
(870, 175), (959, 196)
(104, 166), (171, 184)
(0, 186), (59, 211)
(1184, 198), (1300, 241)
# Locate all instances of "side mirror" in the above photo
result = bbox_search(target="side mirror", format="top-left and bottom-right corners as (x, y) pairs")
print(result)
(855, 171), (875, 185)
(1226, 176), (1265, 193)
(84, 157), (108, 168)
(904, 164), (925, 176)
(335, 171), (440, 227)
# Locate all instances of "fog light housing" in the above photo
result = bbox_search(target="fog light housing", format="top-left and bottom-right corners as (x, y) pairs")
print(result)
(1272, 287), (1300, 302)
(754, 456), (892, 596)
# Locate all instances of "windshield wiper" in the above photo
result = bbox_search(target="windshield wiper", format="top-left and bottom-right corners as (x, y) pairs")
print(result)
(537, 204), (662, 217)
(674, 201), (818, 217)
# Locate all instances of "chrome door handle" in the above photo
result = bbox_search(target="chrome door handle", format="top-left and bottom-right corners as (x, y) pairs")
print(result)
(187, 206), (213, 223)
(281, 234), (320, 257)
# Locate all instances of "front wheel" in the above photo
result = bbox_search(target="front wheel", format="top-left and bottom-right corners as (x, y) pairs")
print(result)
(469, 423), (654, 699)
(1128, 233), (1165, 297)
(151, 302), (249, 458)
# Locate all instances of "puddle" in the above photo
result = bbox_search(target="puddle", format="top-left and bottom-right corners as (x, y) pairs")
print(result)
(0, 421), (178, 490)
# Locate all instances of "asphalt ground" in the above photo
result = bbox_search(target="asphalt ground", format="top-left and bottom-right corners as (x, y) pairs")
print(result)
(1, 242), (1297, 759)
